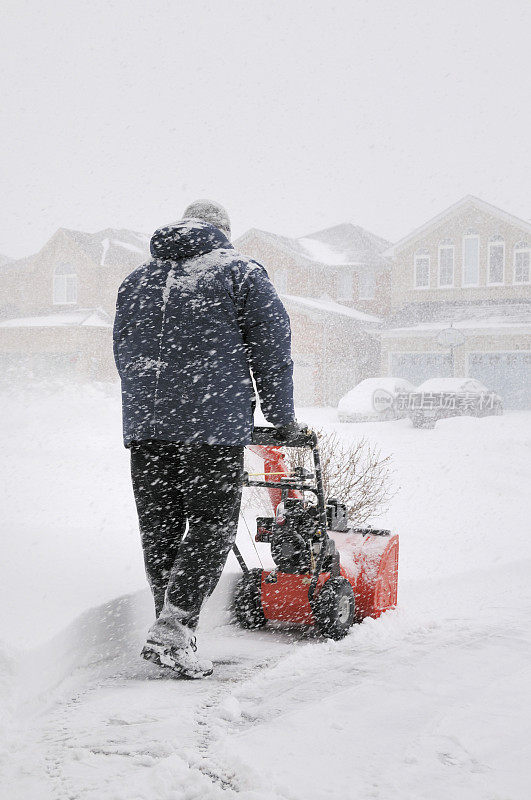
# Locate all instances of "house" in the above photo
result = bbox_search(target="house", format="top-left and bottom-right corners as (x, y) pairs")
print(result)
(234, 223), (391, 317)
(234, 224), (389, 405)
(0, 221), (385, 400)
(380, 196), (531, 408)
(0, 227), (149, 381)
(279, 295), (381, 406)
(4, 200), (528, 409)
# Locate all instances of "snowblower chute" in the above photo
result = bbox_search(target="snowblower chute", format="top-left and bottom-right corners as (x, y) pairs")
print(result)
(233, 426), (398, 640)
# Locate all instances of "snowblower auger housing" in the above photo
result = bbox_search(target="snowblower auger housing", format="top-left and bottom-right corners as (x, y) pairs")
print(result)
(233, 426), (399, 640)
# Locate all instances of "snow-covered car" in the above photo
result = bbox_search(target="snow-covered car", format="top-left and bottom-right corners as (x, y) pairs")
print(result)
(337, 377), (416, 423)
(396, 377), (503, 429)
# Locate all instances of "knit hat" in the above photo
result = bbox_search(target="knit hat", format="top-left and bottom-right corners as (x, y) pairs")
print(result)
(182, 199), (231, 239)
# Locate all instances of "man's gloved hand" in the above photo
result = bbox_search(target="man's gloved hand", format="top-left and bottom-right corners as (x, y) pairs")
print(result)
(276, 419), (310, 443)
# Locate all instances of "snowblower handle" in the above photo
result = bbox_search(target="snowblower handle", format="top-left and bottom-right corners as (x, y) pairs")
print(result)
(251, 426), (317, 448)
(250, 426), (329, 603)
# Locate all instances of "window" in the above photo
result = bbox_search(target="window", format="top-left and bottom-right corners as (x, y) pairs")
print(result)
(462, 235), (479, 286)
(358, 271), (376, 299)
(514, 243), (530, 284)
(337, 271), (353, 301)
(414, 252), (430, 288)
(438, 244), (454, 287)
(488, 238), (505, 285)
(53, 263), (77, 304)
(275, 269), (288, 293)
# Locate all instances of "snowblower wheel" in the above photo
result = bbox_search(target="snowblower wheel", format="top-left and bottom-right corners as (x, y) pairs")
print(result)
(313, 577), (356, 640)
(234, 568), (267, 629)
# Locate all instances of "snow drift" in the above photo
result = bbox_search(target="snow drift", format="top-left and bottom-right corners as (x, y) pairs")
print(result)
(1, 384), (530, 799)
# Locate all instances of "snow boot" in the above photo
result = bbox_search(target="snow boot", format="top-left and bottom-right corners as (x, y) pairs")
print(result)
(141, 637), (213, 679)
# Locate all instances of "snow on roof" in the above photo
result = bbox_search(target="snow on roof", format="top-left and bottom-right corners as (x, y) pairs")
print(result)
(100, 237), (110, 266)
(383, 312), (531, 337)
(298, 237), (359, 266)
(236, 223), (390, 270)
(47, 227), (149, 270)
(237, 229), (316, 265)
(0, 309), (112, 328)
(100, 236), (145, 266)
(113, 239), (145, 254)
(302, 223), (391, 264)
(385, 195), (531, 257)
(383, 302), (531, 337)
(2, 228), (150, 274)
(281, 293), (381, 324)
(386, 317), (529, 333)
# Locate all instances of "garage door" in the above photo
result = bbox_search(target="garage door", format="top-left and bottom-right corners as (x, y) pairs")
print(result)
(468, 352), (531, 409)
(292, 356), (316, 406)
(389, 352), (452, 387)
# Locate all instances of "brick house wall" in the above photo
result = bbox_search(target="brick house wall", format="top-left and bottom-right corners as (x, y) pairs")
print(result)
(387, 197), (531, 310)
(0, 229), (140, 320)
(0, 228), (148, 382)
(235, 229), (391, 318)
(283, 302), (380, 406)
(381, 197), (531, 407)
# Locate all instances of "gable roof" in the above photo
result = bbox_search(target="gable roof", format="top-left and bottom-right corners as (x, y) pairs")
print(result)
(384, 195), (531, 257)
(59, 227), (150, 268)
(235, 223), (390, 270)
(301, 223), (390, 265)
(0, 253), (34, 275)
(235, 228), (313, 265)
(0, 227), (150, 276)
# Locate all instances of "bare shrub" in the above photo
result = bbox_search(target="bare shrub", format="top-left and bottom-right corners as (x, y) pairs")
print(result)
(285, 429), (394, 524)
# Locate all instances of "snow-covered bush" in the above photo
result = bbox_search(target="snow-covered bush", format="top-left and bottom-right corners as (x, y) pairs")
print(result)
(286, 430), (394, 524)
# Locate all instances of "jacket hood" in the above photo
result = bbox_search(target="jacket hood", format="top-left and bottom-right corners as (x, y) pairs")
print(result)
(150, 218), (232, 262)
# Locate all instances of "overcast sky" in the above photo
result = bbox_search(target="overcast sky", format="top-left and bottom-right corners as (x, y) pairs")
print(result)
(2, 0), (530, 258)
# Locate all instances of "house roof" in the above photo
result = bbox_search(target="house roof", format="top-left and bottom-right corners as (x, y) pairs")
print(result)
(384, 195), (531, 257)
(0, 308), (113, 328)
(0, 253), (33, 274)
(235, 223), (391, 270)
(380, 301), (531, 338)
(0, 227), (150, 275)
(236, 228), (312, 265)
(58, 227), (150, 268)
(301, 223), (390, 265)
(281, 293), (381, 325)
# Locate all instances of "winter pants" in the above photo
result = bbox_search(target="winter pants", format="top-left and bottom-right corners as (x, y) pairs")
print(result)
(130, 440), (244, 646)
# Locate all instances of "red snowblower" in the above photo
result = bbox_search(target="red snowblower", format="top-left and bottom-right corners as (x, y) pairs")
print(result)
(233, 426), (399, 640)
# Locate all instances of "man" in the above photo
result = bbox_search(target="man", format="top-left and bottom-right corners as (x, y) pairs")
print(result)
(113, 200), (300, 678)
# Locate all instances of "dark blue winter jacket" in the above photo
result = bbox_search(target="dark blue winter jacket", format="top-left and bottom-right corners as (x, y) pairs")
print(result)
(113, 219), (295, 446)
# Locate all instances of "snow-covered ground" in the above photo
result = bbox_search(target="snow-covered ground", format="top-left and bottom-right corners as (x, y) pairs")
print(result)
(1, 383), (530, 799)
